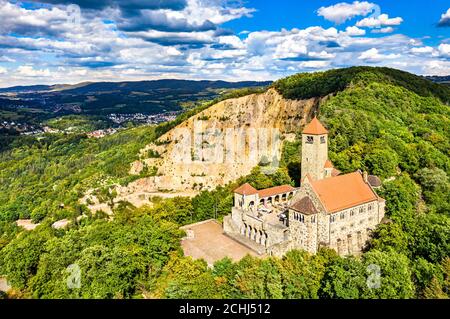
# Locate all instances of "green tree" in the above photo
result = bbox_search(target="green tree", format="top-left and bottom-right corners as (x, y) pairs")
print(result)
(368, 223), (409, 255)
(280, 250), (325, 299)
(232, 256), (284, 298)
(415, 168), (450, 214)
(0, 225), (54, 289)
(364, 147), (399, 178)
(319, 256), (366, 299)
(156, 254), (221, 299)
(362, 250), (414, 299)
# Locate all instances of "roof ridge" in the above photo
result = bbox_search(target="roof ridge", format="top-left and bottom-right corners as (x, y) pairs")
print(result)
(302, 116), (328, 135)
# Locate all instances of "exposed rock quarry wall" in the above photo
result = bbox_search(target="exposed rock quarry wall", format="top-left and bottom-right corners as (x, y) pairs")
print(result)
(123, 88), (321, 196)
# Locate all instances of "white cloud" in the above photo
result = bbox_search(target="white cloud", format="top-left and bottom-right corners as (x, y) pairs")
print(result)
(410, 46), (434, 54)
(180, 0), (256, 25)
(310, 51), (336, 59)
(273, 40), (308, 59)
(299, 60), (331, 68)
(356, 14), (403, 28)
(0, 0), (73, 36)
(421, 60), (450, 75)
(0, 66), (7, 74)
(438, 43), (450, 58)
(371, 27), (394, 33)
(317, 1), (376, 24)
(358, 48), (400, 62)
(345, 26), (366, 36)
(438, 8), (450, 27)
(17, 65), (51, 77)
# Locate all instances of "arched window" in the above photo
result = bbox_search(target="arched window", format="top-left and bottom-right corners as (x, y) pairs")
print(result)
(306, 136), (314, 144)
(320, 136), (326, 144)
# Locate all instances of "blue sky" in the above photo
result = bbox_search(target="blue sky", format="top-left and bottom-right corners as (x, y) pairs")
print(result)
(0, 0), (448, 87)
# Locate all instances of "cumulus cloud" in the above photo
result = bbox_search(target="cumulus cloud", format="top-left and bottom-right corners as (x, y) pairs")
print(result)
(116, 0), (255, 34)
(358, 48), (400, 63)
(410, 46), (434, 55)
(28, 0), (188, 11)
(17, 65), (51, 77)
(356, 13), (403, 28)
(317, 1), (376, 24)
(421, 60), (450, 75)
(345, 26), (366, 36)
(299, 60), (331, 69)
(438, 43), (450, 58)
(0, 0), (71, 37)
(438, 8), (450, 27)
(371, 26), (394, 33)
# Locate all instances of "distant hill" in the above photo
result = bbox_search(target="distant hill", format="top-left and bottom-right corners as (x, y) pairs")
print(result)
(0, 79), (271, 123)
(0, 80), (272, 94)
(424, 75), (450, 85)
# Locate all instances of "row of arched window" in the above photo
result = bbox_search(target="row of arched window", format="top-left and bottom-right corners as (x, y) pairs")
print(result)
(330, 203), (375, 223)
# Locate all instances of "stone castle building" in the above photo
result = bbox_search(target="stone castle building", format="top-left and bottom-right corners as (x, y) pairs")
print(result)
(223, 117), (385, 257)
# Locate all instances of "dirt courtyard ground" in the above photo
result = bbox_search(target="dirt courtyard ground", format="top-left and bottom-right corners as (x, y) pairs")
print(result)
(181, 219), (258, 265)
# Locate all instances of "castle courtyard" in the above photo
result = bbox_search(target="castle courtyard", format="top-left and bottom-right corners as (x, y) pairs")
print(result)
(180, 219), (260, 266)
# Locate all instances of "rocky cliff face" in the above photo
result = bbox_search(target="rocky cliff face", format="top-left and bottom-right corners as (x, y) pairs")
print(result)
(121, 88), (321, 197)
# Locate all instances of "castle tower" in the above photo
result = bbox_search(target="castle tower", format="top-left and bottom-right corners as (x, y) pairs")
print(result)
(301, 117), (328, 182)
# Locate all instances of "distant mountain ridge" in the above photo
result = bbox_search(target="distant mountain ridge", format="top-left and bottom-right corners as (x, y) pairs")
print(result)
(0, 79), (272, 123)
(0, 79), (272, 94)
(424, 75), (450, 84)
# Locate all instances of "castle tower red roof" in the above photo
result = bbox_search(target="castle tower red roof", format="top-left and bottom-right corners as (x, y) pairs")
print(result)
(302, 116), (328, 135)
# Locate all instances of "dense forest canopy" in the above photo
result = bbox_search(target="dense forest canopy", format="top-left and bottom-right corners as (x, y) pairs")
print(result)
(0, 67), (449, 299)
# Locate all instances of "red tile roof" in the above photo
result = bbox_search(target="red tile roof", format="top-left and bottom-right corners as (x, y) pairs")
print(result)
(310, 171), (378, 213)
(234, 183), (258, 195)
(302, 116), (328, 135)
(290, 197), (318, 215)
(257, 184), (295, 198)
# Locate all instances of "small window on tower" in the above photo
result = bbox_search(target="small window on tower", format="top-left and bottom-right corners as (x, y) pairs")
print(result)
(306, 136), (314, 144)
(320, 136), (326, 144)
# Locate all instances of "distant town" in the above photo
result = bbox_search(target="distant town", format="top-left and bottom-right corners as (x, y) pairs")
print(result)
(107, 111), (180, 125)
(0, 111), (181, 137)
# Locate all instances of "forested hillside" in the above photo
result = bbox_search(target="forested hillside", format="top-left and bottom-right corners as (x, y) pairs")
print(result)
(0, 67), (449, 299)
